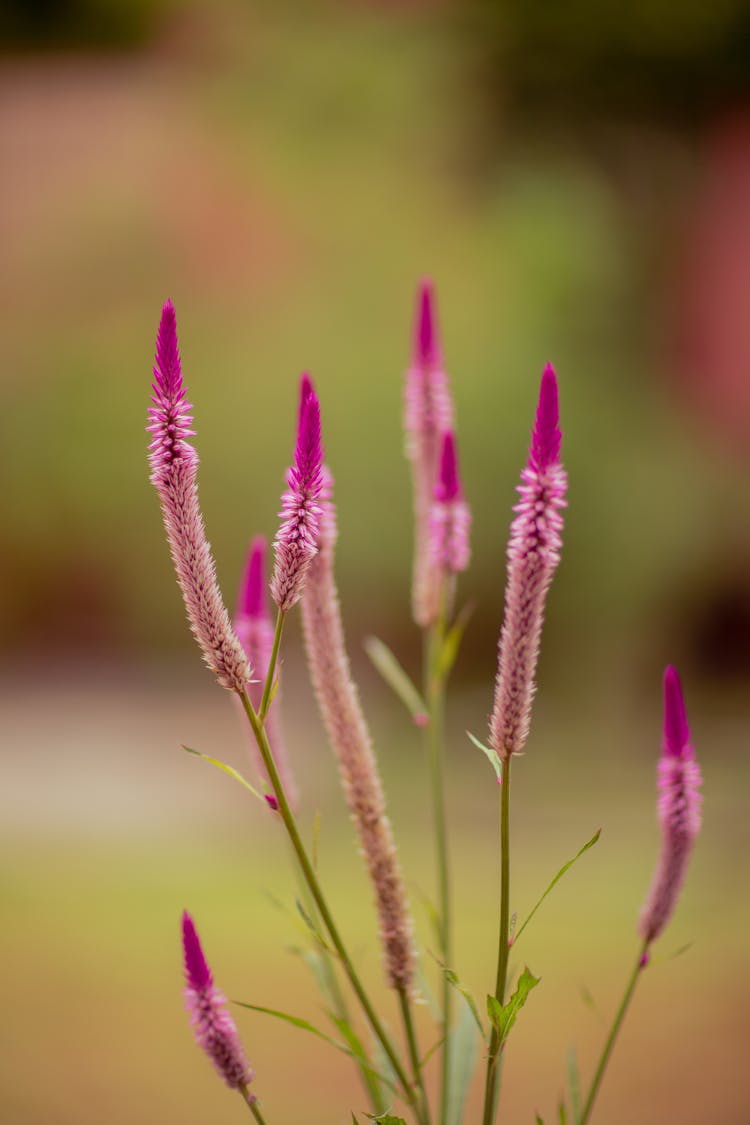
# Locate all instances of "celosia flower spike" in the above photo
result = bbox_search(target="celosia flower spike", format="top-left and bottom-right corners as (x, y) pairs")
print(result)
(489, 364), (567, 762)
(181, 911), (255, 1093)
(270, 373), (324, 612)
(301, 467), (415, 991)
(235, 536), (299, 809)
(404, 280), (457, 626)
(429, 429), (471, 575)
(147, 302), (251, 693)
(638, 667), (703, 945)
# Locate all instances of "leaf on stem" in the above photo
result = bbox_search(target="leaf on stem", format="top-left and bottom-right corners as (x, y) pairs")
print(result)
(327, 1011), (395, 1098)
(295, 899), (332, 952)
(486, 966), (540, 1048)
(366, 1115), (408, 1124)
(435, 600), (475, 682)
(514, 829), (601, 945)
(446, 997), (480, 1125)
(442, 965), (486, 1039)
(466, 731), (503, 783)
(181, 746), (265, 802)
(364, 636), (428, 725)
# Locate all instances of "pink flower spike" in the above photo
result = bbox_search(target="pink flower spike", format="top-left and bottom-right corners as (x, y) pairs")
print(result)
(181, 911), (254, 1092)
(429, 430), (471, 575)
(270, 374), (324, 612)
(235, 537), (299, 810)
(404, 281), (457, 626)
(530, 362), (562, 472)
(147, 302), (250, 694)
(489, 365), (567, 762)
(638, 667), (703, 945)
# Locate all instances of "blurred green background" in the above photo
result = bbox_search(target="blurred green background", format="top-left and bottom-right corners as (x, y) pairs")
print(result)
(1, 1), (749, 1122)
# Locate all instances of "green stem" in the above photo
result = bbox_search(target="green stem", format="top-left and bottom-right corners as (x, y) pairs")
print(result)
(578, 944), (648, 1125)
(240, 1087), (268, 1123)
(238, 691), (417, 1112)
(424, 621), (452, 1125)
(481, 760), (512, 1125)
(259, 609), (285, 721)
(399, 986), (432, 1125)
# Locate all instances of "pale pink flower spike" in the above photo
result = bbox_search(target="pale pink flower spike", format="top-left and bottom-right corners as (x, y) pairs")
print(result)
(147, 301), (251, 693)
(489, 363), (567, 762)
(639, 666), (703, 945)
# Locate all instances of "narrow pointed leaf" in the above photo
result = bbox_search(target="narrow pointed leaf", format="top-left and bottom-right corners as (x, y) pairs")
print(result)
(364, 636), (428, 724)
(486, 966), (540, 1047)
(367, 1116), (408, 1124)
(446, 995), (480, 1125)
(567, 1046), (581, 1122)
(436, 601), (475, 681)
(234, 1002), (349, 1052)
(419, 1034), (446, 1068)
(182, 746), (265, 802)
(295, 899), (331, 951)
(514, 830), (601, 944)
(535, 1115), (545, 1124)
(558, 1100), (569, 1124)
(466, 730), (503, 783)
(443, 966), (486, 1039)
(328, 1011), (394, 1098)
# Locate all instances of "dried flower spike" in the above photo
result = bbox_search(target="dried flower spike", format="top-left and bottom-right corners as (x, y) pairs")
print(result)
(270, 373), (324, 612)
(235, 536), (299, 809)
(489, 363), (567, 762)
(404, 280), (457, 626)
(639, 666), (703, 945)
(301, 467), (415, 991)
(429, 429), (471, 575)
(147, 301), (250, 693)
(181, 911), (255, 1093)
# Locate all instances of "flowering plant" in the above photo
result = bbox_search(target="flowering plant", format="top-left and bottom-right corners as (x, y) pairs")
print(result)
(148, 286), (702, 1124)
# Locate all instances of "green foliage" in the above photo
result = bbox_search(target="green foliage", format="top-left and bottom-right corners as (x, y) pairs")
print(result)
(434, 601), (475, 682)
(514, 830), (601, 944)
(486, 967), (541, 1048)
(442, 966), (486, 1039)
(466, 731), (503, 783)
(181, 746), (265, 803)
(364, 636), (427, 723)
(446, 997), (481, 1125)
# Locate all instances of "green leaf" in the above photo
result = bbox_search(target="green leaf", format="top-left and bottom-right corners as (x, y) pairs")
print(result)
(466, 730), (503, 783)
(514, 829), (601, 945)
(446, 995), (480, 1125)
(352, 1116), (360, 1124)
(435, 600), (475, 681)
(486, 966), (541, 1047)
(419, 1034), (446, 1068)
(364, 636), (428, 724)
(234, 1001), (349, 1052)
(366, 1116), (408, 1124)
(327, 1011), (395, 1098)
(567, 1046), (581, 1122)
(535, 1115), (545, 1124)
(558, 1099), (569, 1124)
(295, 900), (331, 951)
(181, 746), (265, 802)
(443, 966), (486, 1039)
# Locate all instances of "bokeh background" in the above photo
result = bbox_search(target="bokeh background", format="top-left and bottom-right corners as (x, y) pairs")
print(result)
(1, 1), (749, 1122)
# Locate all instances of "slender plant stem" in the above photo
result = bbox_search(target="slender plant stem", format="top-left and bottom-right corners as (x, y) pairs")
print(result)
(578, 944), (648, 1125)
(399, 986), (433, 1125)
(288, 836), (386, 1114)
(259, 609), (285, 721)
(481, 760), (512, 1125)
(424, 620), (452, 1125)
(240, 1086), (268, 1123)
(237, 690), (418, 1114)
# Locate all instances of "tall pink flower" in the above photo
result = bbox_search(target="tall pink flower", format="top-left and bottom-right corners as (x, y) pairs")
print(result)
(270, 373), (324, 612)
(235, 536), (299, 809)
(147, 301), (250, 693)
(429, 429), (471, 576)
(489, 364), (567, 762)
(181, 911), (255, 1093)
(639, 666), (703, 945)
(301, 468), (415, 992)
(404, 280), (456, 627)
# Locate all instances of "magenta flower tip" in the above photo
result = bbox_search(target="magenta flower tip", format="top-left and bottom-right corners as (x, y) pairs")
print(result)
(295, 375), (323, 486)
(530, 363), (561, 471)
(182, 910), (213, 992)
(239, 536), (268, 619)
(154, 298), (181, 396)
(436, 430), (461, 502)
(264, 793), (279, 811)
(414, 279), (440, 367)
(663, 665), (691, 758)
